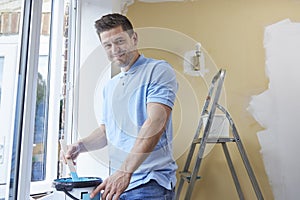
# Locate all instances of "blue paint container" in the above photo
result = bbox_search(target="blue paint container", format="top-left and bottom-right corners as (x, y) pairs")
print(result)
(53, 177), (102, 200)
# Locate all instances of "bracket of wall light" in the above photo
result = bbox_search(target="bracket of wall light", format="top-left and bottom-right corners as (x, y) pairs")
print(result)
(183, 42), (208, 77)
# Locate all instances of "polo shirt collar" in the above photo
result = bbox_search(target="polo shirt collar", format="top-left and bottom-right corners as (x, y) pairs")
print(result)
(120, 54), (146, 77)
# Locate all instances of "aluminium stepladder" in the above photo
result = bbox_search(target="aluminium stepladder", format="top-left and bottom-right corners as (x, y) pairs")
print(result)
(175, 69), (264, 200)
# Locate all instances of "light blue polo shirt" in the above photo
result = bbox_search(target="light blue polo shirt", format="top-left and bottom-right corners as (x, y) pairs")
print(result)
(100, 54), (178, 191)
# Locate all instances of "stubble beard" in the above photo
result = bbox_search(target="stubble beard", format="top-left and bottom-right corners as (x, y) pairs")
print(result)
(111, 51), (135, 69)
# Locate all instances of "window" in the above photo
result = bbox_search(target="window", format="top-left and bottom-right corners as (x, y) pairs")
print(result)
(30, 0), (66, 195)
(0, 0), (65, 198)
(1, 0), (108, 198)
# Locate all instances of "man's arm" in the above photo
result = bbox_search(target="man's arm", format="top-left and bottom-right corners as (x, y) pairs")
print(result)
(120, 102), (171, 173)
(79, 124), (107, 152)
(90, 102), (171, 200)
(64, 124), (107, 160)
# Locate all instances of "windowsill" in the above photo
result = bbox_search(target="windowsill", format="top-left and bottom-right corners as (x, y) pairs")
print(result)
(0, 181), (56, 199)
(30, 180), (55, 196)
(30, 180), (68, 199)
(30, 191), (53, 199)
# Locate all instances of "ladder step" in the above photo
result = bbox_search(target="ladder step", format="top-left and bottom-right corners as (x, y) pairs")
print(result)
(193, 137), (236, 144)
(180, 171), (201, 183)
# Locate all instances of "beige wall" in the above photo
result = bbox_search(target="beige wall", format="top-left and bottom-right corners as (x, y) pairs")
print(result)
(127, 0), (300, 199)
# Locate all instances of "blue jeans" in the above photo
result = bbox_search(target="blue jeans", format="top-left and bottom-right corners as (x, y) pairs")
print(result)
(119, 180), (175, 200)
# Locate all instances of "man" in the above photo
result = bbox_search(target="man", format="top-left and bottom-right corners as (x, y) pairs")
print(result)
(63, 13), (178, 200)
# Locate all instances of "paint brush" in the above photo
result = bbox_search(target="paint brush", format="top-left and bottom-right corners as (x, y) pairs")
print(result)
(60, 139), (79, 181)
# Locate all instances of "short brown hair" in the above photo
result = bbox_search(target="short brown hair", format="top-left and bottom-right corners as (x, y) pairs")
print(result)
(95, 13), (134, 39)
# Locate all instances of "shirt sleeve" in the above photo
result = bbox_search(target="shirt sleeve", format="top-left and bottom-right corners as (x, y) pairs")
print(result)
(146, 61), (178, 109)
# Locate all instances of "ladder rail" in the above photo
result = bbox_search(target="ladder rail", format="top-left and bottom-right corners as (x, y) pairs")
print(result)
(217, 104), (264, 200)
(175, 86), (211, 200)
(175, 69), (226, 200)
(176, 69), (226, 200)
(222, 142), (245, 200)
(184, 69), (226, 200)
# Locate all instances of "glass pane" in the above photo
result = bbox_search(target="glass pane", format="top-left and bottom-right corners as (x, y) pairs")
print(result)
(30, 0), (52, 182)
(31, 55), (49, 182)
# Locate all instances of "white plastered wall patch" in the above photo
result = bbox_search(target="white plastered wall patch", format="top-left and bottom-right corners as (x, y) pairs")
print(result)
(248, 19), (300, 200)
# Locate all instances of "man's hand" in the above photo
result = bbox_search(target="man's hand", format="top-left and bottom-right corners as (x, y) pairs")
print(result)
(90, 170), (132, 200)
(60, 142), (83, 165)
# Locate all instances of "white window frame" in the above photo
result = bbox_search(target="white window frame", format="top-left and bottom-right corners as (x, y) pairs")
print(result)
(30, 0), (65, 195)
(0, 37), (19, 200)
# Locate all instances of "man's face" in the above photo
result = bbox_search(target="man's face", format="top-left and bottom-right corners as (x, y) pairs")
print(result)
(100, 26), (137, 69)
